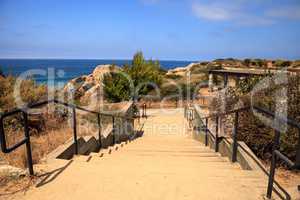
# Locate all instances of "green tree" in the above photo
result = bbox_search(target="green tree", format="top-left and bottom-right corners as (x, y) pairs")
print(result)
(103, 72), (131, 103)
(103, 52), (163, 102)
(243, 59), (251, 67)
(125, 51), (163, 99)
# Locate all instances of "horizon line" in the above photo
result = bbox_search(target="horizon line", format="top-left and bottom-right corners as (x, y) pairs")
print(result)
(0, 57), (199, 62)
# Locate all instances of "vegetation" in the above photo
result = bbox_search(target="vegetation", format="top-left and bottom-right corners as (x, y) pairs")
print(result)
(125, 52), (163, 96)
(165, 74), (182, 80)
(273, 60), (293, 68)
(103, 52), (163, 102)
(160, 83), (198, 101)
(0, 76), (47, 112)
(103, 72), (131, 102)
(210, 74), (300, 166)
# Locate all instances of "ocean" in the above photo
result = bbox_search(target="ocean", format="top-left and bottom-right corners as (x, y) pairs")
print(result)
(0, 59), (192, 85)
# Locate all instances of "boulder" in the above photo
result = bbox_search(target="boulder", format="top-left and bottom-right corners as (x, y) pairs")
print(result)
(62, 64), (120, 104)
(73, 76), (86, 84)
(81, 82), (94, 92)
(92, 64), (120, 83)
(166, 63), (201, 76)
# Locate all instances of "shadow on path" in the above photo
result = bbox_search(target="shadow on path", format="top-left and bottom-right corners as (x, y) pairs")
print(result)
(36, 160), (73, 188)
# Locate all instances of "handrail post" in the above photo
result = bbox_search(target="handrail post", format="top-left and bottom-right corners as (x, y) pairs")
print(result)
(0, 117), (7, 153)
(215, 116), (219, 152)
(294, 128), (300, 168)
(72, 107), (78, 155)
(205, 118), (208, 146)
(232, 111), (239, 162)
(142, 103), (146, 118)
(112, 116), (115, 145)
(23, 111), (34, 175)
(266, 130), (280, 199)
(97, 113), (102, 148)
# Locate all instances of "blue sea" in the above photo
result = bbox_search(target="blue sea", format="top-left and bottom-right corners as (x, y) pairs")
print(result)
(0, 59), (192, 85)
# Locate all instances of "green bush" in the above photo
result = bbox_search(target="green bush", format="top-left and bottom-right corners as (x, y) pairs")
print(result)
(125, 51), (163, 97)
(103, 52), (163, 102)
(103, 72), (131, 103)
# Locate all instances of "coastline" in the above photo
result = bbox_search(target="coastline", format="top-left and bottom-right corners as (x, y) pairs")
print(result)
(0, 59), (193, 86)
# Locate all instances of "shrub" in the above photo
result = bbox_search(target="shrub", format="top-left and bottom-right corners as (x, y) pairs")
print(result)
(210, 74), (300, 167)
(103, 51), (163, 102)
(125, 51), (163, 97)
(0, 76), (47, 112)
(161, 83), (197, 100)
(165, 74), (182, 80)
(103, 72), (131, 103)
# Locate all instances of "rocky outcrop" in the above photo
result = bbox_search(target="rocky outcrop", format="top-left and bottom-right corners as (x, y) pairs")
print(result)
(92, 64), (120, 82)
(63, 64), (120, 105)
(166, 63), (201, 76)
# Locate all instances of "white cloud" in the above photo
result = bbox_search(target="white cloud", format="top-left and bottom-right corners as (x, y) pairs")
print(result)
(265, 6), (300, 20)
(191, 1), (275, 26)
(192, 2), (237, 21)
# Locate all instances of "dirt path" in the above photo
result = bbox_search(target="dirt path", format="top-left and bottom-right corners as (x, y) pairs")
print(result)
(8, 108), (276, 200)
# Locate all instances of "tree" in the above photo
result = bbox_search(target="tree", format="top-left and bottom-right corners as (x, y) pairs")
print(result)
(103, 51), (163, 102)
(125, 51), (163, 99)
(103, 72), (131, 103)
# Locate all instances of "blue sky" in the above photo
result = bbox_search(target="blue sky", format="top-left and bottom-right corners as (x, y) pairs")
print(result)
(0, 0), (300, 60)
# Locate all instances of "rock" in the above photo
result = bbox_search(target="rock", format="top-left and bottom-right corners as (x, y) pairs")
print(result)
(73, 76), (86, 84)
(63, 64), (120, 104)
(80, 84), (103, 107)
(0, 165), (27, 178)
(81, 82), (94, 92)
(166, 63), (201, 76)
(92, 64), (120, 83)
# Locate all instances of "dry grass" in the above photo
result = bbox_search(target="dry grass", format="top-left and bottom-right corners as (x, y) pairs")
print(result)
(275, 168), (300, 187)
(0, 125), (73, 199)
(0, 127), (73, 169)
(0, 175), (36, 200)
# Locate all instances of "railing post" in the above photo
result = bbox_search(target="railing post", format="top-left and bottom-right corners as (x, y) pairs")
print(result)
(142, 103), (146, 118)
(205, 118), (208, 146)
(72, 107), (78, 155)
(22, 111), (34, 175)
(0, 117), (7, 153)
(266, 130), (280, 199)
(232, 111), (239, 162)
(97, 113), (102, 148)
(294, 128), (300, 168)
(112, 116), (115, 145)
(215, 116), (219, 152)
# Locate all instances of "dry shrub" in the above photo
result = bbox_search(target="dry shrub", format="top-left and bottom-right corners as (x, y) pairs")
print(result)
(210, 74), (300, 166)
(0, 127), (73, 169)
(0, 76), (47, 112)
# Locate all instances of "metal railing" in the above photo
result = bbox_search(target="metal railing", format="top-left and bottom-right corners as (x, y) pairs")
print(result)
(185, 105), (300, 199)
(0, 99), (136, 176)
